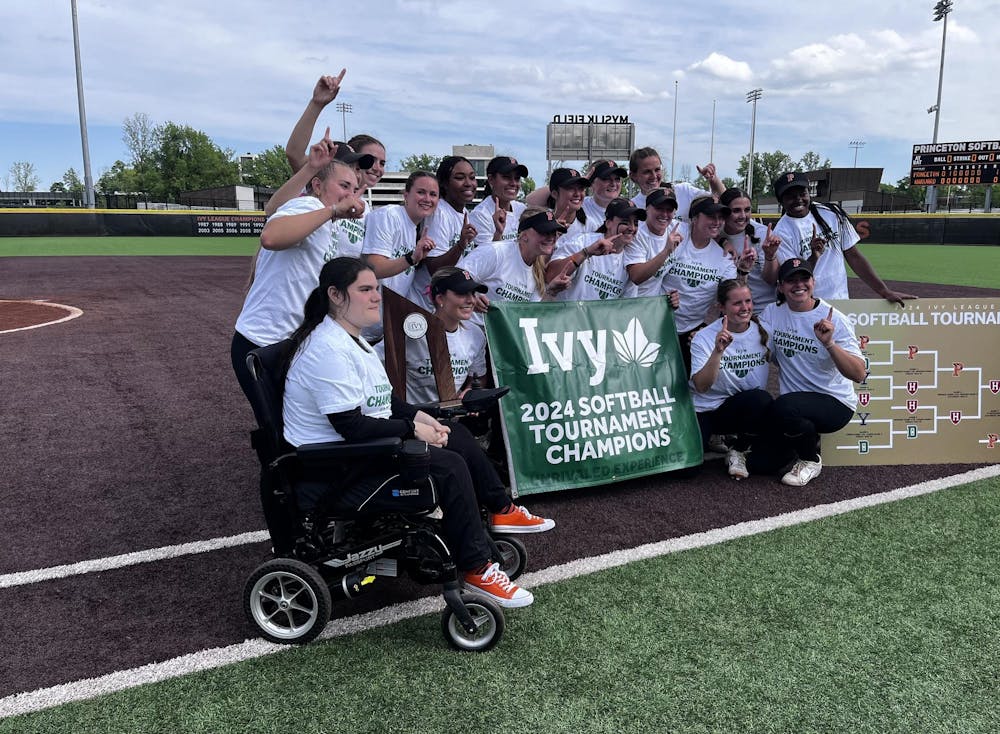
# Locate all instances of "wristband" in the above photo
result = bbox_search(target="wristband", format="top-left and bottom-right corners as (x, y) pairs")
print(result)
(765, 255), (776, 262)
(404, 251), (415, 267)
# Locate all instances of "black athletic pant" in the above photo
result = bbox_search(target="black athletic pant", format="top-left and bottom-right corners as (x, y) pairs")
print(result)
(767, 391), (854, 462)
(696, 388), (773, 453)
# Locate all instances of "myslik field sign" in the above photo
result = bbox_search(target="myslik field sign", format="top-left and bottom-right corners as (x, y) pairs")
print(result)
(485, 297), (702, 496)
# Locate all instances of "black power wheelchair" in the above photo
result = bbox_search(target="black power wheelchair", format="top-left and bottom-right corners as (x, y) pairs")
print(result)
(241, 340), (527, 651)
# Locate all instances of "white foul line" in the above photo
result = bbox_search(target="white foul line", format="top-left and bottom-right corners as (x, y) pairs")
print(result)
(1, 464), (999, 719)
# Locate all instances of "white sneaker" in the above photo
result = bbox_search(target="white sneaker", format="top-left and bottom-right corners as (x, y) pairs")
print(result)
(726, 449), (749, 480)
(705, 434), (729, 457)
(463, 562), (534, 608)
(781, 458), (823, 486)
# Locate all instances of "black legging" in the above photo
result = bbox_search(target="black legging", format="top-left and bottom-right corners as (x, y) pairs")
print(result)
(768, 391), (854, 462)
(696, 388), (773, 453)
(231, 330), (263, 408)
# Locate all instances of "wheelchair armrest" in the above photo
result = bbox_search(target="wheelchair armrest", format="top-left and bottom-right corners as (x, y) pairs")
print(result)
(296, 437), (403, 463)
(461, 387), (509, 413)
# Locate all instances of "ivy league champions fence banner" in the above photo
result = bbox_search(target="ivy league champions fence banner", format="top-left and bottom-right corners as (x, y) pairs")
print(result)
(485, 298), (702, 496)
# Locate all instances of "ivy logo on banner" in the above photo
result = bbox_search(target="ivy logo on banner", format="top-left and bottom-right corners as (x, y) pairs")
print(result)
(521, 316), (661, 386)
(612, 318), (660, 367)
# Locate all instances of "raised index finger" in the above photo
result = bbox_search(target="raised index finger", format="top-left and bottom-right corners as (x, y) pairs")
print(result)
(721, 314), (729, 330)
(335, 68), (346, 84)
(827, 306), (834, 321)
(463, 211), (469, 226)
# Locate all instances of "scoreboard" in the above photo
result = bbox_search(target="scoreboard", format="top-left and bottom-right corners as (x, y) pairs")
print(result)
(910, 140), (1000, 186)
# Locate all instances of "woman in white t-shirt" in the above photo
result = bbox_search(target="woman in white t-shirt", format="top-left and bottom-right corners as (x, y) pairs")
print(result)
(547, 197), (645, 302)
(232, 158), (365, 406)
(463, 207), (573, 306)
(717, 188), (782, 312)
(660, 195), (741, 373)
(771, 171), (915, 305)
(758, 258), (867, 487)
(623, 187), (685, 298)
(377, 267), (489, 404)
(411, 156), (481, 312)
(283, 258), (553, 608)
(467, 156), (528, 254)
(362, 171), (439, 299)
(580, 160), (627, 233)
(544, 167), (590, 240)
(689, 280), (773, 480)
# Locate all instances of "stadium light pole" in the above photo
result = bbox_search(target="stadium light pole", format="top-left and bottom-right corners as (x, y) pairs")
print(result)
(850, 139), (866, 167)
(670, 81), (678, 181)
(71, 0), (95, 208)
(336, 102), (353, 141)
(709, 99), (716, 163)
(925, 0), (953, 213)
(745, 88), (763, 199)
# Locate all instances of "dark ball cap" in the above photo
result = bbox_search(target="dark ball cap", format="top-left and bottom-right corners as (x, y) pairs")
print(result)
(590, 160), (628, 181)
(604, 197), (647, 222)
(777, 257), (814, 281)
(773, 171), (810, 199)
(645, 187), (678, 210)
(688, 197), (731, 218)
(487, 156), (528, 178)
(518, 210), (569, 234)
(549, 167), (590, 190)
(431, 269), (488, 296)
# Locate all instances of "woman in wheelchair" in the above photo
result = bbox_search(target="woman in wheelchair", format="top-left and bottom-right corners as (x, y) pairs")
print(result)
(282, 257), (552, 608)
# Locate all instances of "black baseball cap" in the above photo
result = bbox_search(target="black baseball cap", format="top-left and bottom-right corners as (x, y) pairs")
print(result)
(549, 167), (590, 190)
(604, 197), (647, 222)
(777, 257), (814, 281)
(430, 269), (488, 296)
(333, 141), (375, 170)
(590, 160), (628, 181)
(487, 156), (529, 178)
(773, 171), (810, 199)
(645, 187), (678, 210)
(688, 196), (731, 218)
(518, 210), (569, 234)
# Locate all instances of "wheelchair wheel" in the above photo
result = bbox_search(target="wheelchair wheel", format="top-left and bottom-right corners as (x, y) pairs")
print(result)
(441, 593), (504, 652)
(244, 558), (331, 644)
(492, 534), (527, 581)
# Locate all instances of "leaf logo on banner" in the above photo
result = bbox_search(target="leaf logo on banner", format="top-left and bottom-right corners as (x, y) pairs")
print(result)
(613, 318), (660, 366)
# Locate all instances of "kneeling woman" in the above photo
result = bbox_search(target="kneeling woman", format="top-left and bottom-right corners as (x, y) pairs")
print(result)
(689, 280), (773, 480)
(758, 259), (867, 487)
(283, 258), (551, 607)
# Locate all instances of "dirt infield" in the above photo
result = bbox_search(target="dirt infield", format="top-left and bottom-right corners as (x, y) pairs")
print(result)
(0, 299), (81, 333)
(1, 255), (997, 701)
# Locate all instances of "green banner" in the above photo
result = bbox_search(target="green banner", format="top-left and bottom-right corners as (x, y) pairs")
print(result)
(485, 297), (702, 496)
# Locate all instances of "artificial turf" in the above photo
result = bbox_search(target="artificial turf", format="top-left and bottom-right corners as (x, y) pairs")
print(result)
(4, 478), (997, 734)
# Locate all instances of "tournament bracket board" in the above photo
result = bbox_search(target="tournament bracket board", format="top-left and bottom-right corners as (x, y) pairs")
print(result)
(822, 298), (1000, 467)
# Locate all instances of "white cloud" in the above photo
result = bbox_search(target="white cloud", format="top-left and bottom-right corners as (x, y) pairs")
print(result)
(687, 53), (753, 82)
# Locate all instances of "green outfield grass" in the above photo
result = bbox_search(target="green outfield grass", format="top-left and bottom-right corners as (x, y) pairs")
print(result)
(858, 242), (1000, 290)
(0, 236), (259, 256)
(2, 237), (999, 290)
(4, 480), (998, 734)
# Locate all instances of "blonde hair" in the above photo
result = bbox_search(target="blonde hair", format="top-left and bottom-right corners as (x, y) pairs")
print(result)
(519, 205), (555, 297)
(308, 159), (357, 197)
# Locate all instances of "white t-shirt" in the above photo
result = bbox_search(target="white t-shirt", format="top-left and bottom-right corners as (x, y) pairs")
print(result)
(361, 204), (420, 299)
(409, 201), (469, 312)
(660, 237), (738, 332)
(235, 196), (335, 347)
(622, 221), (683, 298)
(283, 316), (394, 446)
(375, 321), (487, 404)
(581, 197), (607, 233)
(759, 299), (862, 410)
(468, 197), (525, 255)
(462, 239), (540, 303)
(719, 220), (776, 312)
(554, 232), (627, 301)
(333, 209), (367, 259)
(689, 318), (771, 412)
(773, 205), (860, 301)
(672, 182), (712, 221)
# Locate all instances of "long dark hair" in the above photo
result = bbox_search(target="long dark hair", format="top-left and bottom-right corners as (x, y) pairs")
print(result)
(289, 257), (375, 353)
(436, 155), (473, 197)
(717, 279), (769, 360)
(720, 188), (760, 245)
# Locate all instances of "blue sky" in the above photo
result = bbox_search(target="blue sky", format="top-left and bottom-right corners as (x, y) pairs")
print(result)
(0, 1), (995, 193)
